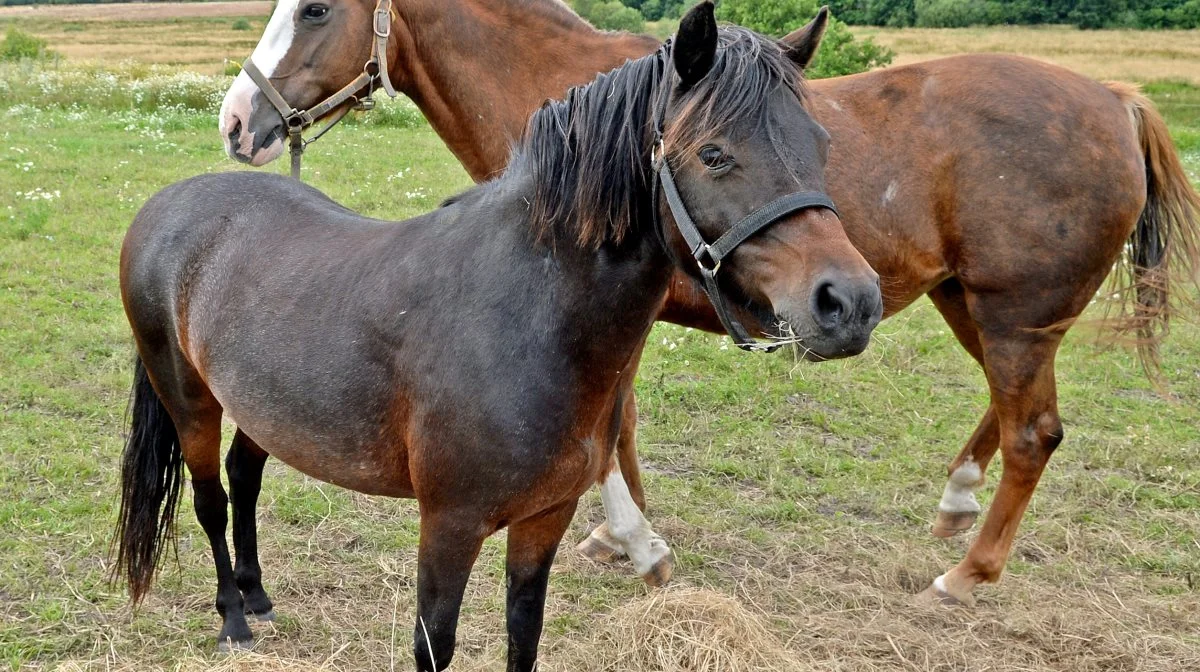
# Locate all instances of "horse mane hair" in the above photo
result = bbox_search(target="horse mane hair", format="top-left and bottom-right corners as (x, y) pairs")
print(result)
(517, 26), (807, 250)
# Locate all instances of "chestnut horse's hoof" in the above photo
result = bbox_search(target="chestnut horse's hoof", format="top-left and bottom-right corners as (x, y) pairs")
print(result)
(577, 524), (625, 563)
(641, 554), (673, 588)
(931, 509), (979, 538)
(915, 575), (975, 608)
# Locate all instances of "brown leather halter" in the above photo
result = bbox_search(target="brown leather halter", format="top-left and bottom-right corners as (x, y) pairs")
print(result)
(241, 0), (398, 179)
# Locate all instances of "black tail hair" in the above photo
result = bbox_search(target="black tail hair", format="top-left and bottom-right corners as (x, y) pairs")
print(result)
(111, 355), (184, 604)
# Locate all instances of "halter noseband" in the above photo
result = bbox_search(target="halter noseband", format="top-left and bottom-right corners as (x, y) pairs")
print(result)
(650, 49), (839, 353)
(241, 0), (399, 179)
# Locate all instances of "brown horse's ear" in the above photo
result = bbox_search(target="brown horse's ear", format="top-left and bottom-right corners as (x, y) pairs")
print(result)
(674, 1), (718, 89)
(781, 6), (830, 70)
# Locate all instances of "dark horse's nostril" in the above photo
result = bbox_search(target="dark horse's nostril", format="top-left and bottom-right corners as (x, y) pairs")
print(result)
(813, 281), (849, 327)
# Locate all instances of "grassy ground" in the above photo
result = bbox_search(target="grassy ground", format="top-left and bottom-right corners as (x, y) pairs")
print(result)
(2, 7), (1200, 672)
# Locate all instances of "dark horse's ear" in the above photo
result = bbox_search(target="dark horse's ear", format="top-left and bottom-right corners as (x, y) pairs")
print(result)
(780, 6), (830, 70)
(673, 1), (718, 90)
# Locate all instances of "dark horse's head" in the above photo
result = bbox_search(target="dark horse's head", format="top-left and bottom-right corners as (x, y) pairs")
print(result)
(521, 3), (881, 358)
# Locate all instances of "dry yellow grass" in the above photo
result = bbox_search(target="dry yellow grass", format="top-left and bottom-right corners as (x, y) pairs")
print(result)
(0, 2), (271, 73)
(852, 24), (1200, 85)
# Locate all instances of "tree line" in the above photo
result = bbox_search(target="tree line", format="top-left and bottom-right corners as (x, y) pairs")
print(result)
(577, 0), (1200, 29)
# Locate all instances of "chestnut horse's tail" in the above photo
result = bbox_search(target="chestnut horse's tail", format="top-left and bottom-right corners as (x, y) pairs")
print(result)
(1105, 82), (1200, 375)
(111, 355), (184, 604)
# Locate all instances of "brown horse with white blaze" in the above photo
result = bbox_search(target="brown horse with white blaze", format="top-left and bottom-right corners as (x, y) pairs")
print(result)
(118, 6), (880, 668)
(219, 0), (1200, 605)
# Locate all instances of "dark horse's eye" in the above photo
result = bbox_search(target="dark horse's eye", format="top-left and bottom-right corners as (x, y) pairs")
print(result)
(301, 3), (329, 20)
(698, 145), (731, 171)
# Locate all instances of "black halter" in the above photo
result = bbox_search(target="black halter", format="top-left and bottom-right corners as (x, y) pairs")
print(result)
(650, 53), (838, 353)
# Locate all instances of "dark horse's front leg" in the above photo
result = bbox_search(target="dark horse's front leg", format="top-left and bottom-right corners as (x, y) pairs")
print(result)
(505, 500), (579, 672)
(225, 429), (275, 620)
(413, 513), (487, 672)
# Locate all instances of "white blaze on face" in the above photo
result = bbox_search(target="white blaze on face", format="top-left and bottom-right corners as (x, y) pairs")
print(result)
(938, 458), (983, 514)
(219, 0), (301, 161)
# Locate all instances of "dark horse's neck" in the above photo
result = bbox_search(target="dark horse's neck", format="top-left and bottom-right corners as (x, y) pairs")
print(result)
(390, 0), (658, 181)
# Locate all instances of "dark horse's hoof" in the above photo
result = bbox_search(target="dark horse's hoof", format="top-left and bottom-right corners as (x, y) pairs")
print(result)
(216, 638), (255, 654)
(250, 609), (276, 622)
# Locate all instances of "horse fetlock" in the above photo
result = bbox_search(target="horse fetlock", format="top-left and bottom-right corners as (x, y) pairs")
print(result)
(628, 531), (671, 578)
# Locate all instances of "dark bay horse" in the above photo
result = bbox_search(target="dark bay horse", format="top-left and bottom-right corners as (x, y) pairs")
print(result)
(219, 0), (1200, 606)
(117, 7), (882, 668)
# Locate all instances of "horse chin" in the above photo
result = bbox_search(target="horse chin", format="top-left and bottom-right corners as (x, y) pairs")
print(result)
(248, 138), (284, 167)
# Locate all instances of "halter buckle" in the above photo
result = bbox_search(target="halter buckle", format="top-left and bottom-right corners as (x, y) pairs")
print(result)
(354, 96), (376, 112)
(374, 8), (391, 38)
(650, 138), (665, 170)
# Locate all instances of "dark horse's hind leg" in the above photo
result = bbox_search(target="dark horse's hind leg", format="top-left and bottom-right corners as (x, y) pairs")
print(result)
(226, 429), (274, 620)
(506, 500), (578, 672)
(140, 344), (254, 650)
(927, 280), (1001, 537)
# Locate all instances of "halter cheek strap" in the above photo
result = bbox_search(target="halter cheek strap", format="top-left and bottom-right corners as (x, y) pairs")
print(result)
(650, 45), (838, 352)
(240, 0), (398, 179)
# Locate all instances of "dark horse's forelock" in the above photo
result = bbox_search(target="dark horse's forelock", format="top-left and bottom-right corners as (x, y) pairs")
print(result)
(521, 27), (807, 250)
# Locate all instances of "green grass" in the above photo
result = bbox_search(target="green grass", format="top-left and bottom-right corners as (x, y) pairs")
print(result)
(2, 70), (1199, 670)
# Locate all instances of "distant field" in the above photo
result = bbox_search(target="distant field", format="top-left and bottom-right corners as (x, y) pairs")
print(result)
(852, 23), (1200, 85)
(1, 4), (1199, 672)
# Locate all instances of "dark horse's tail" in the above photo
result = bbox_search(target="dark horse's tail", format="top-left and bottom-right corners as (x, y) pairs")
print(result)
(1106, 83), (1200, 377)
(111, 355), (185, 604)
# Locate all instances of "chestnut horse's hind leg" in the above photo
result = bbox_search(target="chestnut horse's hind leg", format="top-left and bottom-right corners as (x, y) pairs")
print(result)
(225, 430), (275, 620)
(576, 389), (673, 586)
(505, 500), (579, 672)
(927, 280), (1002, 537)
(412, 513), (487, 672)
(919, 327), (1064, 606)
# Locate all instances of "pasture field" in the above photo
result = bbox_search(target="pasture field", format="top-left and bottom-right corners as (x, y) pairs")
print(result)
(2, 6), (1200, 672)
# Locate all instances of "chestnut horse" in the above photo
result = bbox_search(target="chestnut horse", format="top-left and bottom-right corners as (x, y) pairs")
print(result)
(220, 0), (1200, 605)
(117, 8), (882, 669)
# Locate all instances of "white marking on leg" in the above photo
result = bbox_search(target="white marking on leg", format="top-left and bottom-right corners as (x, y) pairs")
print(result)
(219, 0), (299, 158)
(938, 458), (982, 513)
(597, 461), (669, 576)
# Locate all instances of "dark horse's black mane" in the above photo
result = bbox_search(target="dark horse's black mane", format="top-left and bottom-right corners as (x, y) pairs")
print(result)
(502, 26), (807, 250)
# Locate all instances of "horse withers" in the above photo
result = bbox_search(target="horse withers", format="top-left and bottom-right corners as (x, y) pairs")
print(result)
(115, 5), (881, 670)
(218, 0), (1200, 606)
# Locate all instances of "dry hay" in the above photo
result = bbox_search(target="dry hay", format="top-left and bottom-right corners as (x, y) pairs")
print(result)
(556, 586), (800, 672)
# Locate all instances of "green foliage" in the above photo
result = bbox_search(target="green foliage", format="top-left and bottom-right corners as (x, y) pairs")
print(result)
(2, 28), (57, 62)
(574, 0), (647, 32)
(231, 18), (252, 31)
(834, 0), (1200, 28)
(715, 0), (894, 78)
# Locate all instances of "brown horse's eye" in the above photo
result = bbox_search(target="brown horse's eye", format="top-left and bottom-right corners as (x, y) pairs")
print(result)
(301, 3), (329, 21)
(698, 145), (731, 172)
